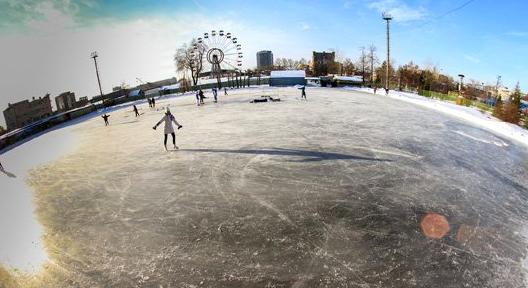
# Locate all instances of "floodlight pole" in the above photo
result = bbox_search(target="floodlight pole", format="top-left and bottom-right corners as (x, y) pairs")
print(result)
(91, 51), (104, 104)
(383, 13), (393, 94)
(458, 74), (465, 93)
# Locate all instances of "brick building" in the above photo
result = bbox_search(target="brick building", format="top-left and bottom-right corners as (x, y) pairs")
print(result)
(312, 51), (335, 76)
(3, 94), (53, 131)
(55, 91), (76, 111)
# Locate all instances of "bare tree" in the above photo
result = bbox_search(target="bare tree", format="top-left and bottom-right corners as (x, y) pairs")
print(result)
(174, 39), (205, 88)
(342, 58), (355, 76)
(368, 45), (378, 84)
(357, 47), (367, 85)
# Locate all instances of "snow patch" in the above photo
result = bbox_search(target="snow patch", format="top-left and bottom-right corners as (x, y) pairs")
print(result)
(344, 87), (528, 148)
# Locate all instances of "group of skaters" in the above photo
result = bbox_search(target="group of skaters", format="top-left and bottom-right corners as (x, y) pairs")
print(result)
(147, 97), (157, 108)
(97, 86), (308, 151)
(195, 87), (228, 106)
(100, 97), (183, 151)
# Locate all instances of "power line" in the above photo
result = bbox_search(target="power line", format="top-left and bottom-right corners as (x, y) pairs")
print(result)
(436, 0), (477, 19)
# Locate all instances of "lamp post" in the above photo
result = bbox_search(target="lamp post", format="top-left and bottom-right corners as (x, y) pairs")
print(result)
(91, 51), (104, 105)
(458, 74), (465, 93)
(383, 12), (393, 94)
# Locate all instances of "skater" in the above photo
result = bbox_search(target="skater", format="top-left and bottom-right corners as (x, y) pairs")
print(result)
(212, 88), (218, 103)
(151, 97), (156, 108)
(101, 113), (110, 126)
(0, 161), (3, 171)
(195, 91), (201, 106)
(224, 87), (228, 95)
(373, 86), (377, 94)
(133, 105), (140, 117)
(148, 98), (152, 108)
(153, 107), (183, 151)
(199, 89), (205, 104)
(299, 85), (307, 100)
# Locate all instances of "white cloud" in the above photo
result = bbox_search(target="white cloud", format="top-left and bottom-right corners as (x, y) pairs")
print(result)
(0, 5), (292, 126)
(367, 0), (427, 22)
(300, 22), (311, 31)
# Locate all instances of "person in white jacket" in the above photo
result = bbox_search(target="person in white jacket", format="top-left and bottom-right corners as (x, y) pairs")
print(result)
(153, 107), (183, 150)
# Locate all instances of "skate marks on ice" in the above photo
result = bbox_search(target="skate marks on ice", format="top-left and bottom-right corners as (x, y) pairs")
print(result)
(12, 87), (528, 287)
(180, 147), (393, 163)
(453, 130), (509, 147)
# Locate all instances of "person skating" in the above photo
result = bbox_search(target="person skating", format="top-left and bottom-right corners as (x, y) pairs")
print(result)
(133, 105), (140, 117)
(299, 86), (307, 100)
(195, 91), (201, 106)
(153, 107), (183, 151)
(199, 89), (205, 104)
(101, 114), (110, 126)
(224, 87), (228, 95)
(148, 98), (152, 108)
(212, 88), (218, 103)
(151, 97), (156, 108)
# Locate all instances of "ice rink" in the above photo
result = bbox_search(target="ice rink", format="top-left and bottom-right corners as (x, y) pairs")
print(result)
(3, 87), (528, 287)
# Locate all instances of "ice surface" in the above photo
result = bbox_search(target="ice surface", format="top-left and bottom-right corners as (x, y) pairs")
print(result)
(2, 87), (528, 287)
(345, 86), (528, 148)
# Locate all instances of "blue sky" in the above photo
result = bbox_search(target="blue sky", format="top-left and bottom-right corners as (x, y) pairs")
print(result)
(0, 0), (527, 126)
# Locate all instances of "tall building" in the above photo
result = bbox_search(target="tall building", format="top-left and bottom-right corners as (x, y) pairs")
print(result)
(257, 50), (274, 70)
(55, 91), (76, 111)
(312, 51), (336, 76)
(3, 94), (53, 131)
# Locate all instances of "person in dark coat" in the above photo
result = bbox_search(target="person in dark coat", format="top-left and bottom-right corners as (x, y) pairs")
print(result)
(212, 88), (218, 103)
(133, 105), (140, 117)
(199, 90), (205, 104)
(102, 114), (110, 126)
(299, 86), (307, 100)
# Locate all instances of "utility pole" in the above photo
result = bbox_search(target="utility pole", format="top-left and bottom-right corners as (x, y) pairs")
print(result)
(383, 13), (393, 94)
(91, 51), (104, 104)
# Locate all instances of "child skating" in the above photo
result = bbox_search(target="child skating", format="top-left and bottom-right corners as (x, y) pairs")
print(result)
(153, 107), (183, 151)
(101, 113), (110, 126)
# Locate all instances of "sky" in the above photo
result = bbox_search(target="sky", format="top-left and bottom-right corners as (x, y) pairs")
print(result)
(0, 0), (527, 127)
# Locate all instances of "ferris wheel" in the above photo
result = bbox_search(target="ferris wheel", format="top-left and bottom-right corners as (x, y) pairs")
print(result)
(192, 30), (243, 86)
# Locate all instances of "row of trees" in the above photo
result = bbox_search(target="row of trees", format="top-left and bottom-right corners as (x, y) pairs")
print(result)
(174, 40), (526, 126)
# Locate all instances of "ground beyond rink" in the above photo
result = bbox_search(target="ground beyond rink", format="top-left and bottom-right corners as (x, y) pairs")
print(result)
(1, 87), (528, 287)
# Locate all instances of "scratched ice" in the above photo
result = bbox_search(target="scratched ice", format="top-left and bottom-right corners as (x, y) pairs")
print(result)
(3, 87), (528, 287)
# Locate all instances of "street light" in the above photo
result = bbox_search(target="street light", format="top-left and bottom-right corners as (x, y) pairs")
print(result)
(91, 51), (104, 104)
(382, 12), (393, 94)
(458, 74), (465, 93)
